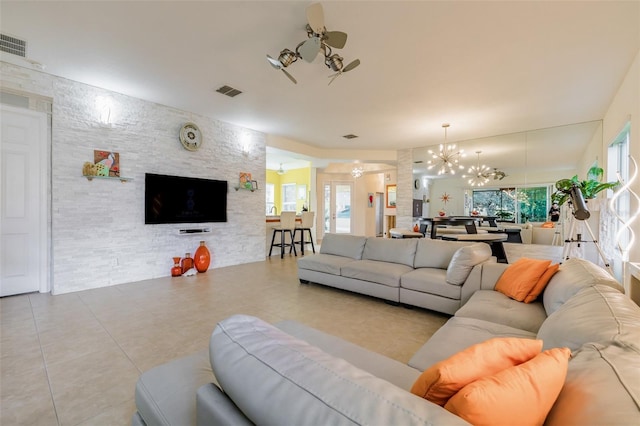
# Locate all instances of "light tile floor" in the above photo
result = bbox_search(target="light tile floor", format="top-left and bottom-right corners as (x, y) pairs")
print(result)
(1, 255), (449, 425)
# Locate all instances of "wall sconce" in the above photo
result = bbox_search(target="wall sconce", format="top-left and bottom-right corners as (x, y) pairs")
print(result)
(95, 95), (114, 126)
(240, 131), (251, 155)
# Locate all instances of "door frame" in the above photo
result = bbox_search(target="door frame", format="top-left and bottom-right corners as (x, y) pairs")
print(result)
(1, 104), (50, 294)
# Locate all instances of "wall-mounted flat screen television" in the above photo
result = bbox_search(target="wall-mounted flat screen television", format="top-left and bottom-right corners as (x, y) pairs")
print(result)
(145, 173), (228, 224)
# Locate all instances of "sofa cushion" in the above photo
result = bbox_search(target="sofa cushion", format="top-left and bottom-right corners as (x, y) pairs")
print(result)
(297, 253), (357, 276)
(362, 237), (418, 267)
(543, 257), (623, 315)
(545, 342), (640, 426)
(445, 348), (571, 426)
(401, 268), (461, 300)
(494, 258), (551, 302)
(446, 243), (492, 285)
(408, 316), (537, 371)
(455, 290), (547, 333)
(414, 239), (471, 269)
(410, 338), (542, 406)
(210, 315), (469, 426)
(319, 233), (367, 259)
(341, 260), (413, 288)
(537, 284), (640, 351)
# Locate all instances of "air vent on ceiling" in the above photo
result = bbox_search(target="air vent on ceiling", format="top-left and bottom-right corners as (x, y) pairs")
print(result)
(343, 134), (358, 139)
(414, 160), (424, 164)
(0, 34), (27, 57)
(215, 85), (242, 97)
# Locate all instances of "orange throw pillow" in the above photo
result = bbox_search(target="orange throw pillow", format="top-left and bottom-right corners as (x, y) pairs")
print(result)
(523, 263), (560, 303)
(410, 338), (543, 406)
(495, 258), (552, 302)
(541, 221), (555, 228)
(444, 347), (571, 426)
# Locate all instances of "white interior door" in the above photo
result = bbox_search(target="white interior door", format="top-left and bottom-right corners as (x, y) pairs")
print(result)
(1, 105), (48, 296)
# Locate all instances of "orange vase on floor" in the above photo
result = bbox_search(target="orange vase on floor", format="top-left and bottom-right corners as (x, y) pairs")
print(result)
(171, 257), (182, 277)
(194, 241), (211, 273)
(181, 253), (194, 274)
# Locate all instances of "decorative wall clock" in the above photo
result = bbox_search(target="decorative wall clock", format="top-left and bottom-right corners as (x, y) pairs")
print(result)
(179, 122), (202, 151)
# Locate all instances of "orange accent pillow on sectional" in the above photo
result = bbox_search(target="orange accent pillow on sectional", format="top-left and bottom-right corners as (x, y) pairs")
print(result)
(494, 258), (552, 302)
(523, 263), (560, 303)
(444, 347), (571, 426)
(410, 337), (543, 406)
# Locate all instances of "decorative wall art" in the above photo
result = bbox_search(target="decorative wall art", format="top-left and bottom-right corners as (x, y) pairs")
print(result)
(368, 193), (374, 208)
(239, 172), (253, 189)
(94, 150), (120, 177)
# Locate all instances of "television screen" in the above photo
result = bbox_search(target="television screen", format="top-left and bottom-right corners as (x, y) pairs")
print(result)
(145, 173), (227, 224)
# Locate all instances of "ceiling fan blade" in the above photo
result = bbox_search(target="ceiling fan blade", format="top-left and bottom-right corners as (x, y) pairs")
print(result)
(324, 31), (348, 49)
(328, 73), (340, 86)
(342, 59), (360, 73)
(266, 55), (282, 69)
(306, 3), (325, 34)
(299, 37), (321, 62)
(282, 69), (297, 84)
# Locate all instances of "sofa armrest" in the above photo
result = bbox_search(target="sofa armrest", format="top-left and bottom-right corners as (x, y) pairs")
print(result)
(196, 383), (253, 426)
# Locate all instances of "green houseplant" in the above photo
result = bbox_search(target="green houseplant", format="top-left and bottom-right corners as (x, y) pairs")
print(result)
(552, 164), (619, 206)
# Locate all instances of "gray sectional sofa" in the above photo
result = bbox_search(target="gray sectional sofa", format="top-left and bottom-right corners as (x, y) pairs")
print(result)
(133, 257), (640, 425)
(297, 233), (495, 314)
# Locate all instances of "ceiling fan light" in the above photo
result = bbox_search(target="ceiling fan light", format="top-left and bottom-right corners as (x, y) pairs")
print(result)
(279, 49), (296, 67)
(276, 163), (286, 175)
(326, 54), (343, 71)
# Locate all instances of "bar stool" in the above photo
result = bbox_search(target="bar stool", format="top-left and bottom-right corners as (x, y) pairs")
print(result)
(268, 211), (297, 259)
(294, 211), (315, 255)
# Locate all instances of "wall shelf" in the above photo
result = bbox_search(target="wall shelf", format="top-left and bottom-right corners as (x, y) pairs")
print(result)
(83, 175), (133, 183)
(234, 185), (258, 192)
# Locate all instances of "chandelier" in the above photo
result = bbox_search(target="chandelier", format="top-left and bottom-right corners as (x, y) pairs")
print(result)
(351, 166), (364, 178)
(427, 124), (465, 175)
(464, 151), (492, 186)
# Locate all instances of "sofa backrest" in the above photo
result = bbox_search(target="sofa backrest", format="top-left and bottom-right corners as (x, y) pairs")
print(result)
(210, 315), (469, 426)
(545, 342), (640, 426)
(362, 237), (418, 267)
(413, 239), (472, 269)
(542, 258), (623, 315)
(537, 284), (640, 351)
(320, 234), (367, 259)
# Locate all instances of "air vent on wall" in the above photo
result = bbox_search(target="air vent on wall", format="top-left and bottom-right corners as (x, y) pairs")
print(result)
(0, 34), (27, 57)
(215, 85), (242, 97)
(343, 134), (358, 139)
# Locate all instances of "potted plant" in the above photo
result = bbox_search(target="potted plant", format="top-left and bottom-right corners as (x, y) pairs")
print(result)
(552, 164), (619, 206)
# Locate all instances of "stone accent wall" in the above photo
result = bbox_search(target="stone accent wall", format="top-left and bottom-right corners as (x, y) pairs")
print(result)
(396, 149), (413, 229)
(2, 62), (266, 294)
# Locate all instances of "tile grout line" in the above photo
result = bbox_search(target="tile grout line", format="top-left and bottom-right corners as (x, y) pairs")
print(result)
(28, 294), (61, 426)
(77, 288), (144, 375)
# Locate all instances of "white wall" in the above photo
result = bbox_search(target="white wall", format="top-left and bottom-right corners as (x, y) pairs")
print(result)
(1, 62), (266, 294)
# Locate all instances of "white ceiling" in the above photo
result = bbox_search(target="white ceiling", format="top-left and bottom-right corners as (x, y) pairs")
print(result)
(2, 1), (638, 171)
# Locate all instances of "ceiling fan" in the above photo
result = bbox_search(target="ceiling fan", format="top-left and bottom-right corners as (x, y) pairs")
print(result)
(266, 2), (360, 85)
(488, 168), (507, 180)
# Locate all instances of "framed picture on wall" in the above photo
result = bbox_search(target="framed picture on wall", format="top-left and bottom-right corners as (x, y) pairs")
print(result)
(386, 184), (397, 208)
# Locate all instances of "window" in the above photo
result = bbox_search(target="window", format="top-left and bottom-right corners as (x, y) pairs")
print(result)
(472, 185), (551, 223)
(607, 122), (630, 252)
(282, 183), (297, 212)
(265, 183), (275, 215)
